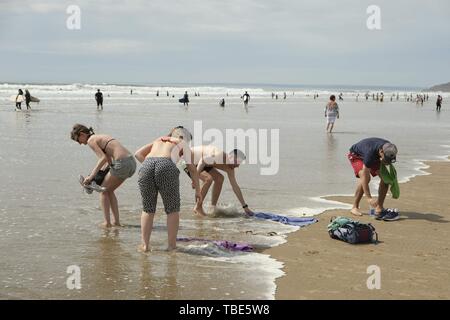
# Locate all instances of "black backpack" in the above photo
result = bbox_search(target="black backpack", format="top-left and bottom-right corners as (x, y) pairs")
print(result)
(328, 217), (378, 244)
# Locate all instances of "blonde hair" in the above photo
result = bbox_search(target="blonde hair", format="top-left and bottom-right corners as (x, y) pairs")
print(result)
(169, 126), (192, 142)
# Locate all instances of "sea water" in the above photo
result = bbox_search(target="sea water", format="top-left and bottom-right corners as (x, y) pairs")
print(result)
(0, 83), (449, 299)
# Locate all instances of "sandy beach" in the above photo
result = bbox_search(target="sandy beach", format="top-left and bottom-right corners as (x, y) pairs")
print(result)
(268, 157), (450, 300)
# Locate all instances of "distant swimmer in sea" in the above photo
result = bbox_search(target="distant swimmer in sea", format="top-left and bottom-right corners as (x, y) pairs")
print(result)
(347, 137), (399, 220)
(242, 91), (250, 106)
(15, 89), (24, 110)
(71, 124), (136, 228)
(219, 98), (225, 107)
(134, 126), (202, 252)
(324, 95), (340, 133)
(24, 89), (31, 110)
(182, 145), (254, 217)
(95, 89), (103, 110)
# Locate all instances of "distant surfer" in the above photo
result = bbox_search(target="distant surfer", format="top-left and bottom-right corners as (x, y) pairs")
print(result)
(182, 145), (254, 217)
(95, 89), (103, 110)
(183, 91), (189, 106)
(242, 91), (250, 107)
(25, 89), (32, 110)
(15, 89), (24, 110)
(219, 98), (225, 107)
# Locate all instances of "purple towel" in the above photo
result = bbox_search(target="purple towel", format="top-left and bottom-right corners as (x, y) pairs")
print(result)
(177, 237), (253, 252)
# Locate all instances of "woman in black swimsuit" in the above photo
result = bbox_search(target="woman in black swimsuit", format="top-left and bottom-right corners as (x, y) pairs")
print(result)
(71, 124), (136, 228)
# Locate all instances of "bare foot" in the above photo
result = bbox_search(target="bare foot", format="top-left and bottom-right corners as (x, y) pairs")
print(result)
(112, 222), (123, 227)
(137, 244), (150, 253)
(350, 208), (363, 216)
(167, 246), (177, 252)
(193, 206), (207, 217)
(99, 222), (113, 228)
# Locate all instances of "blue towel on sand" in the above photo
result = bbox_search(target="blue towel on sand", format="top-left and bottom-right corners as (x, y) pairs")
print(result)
(254, 212), (318, 227)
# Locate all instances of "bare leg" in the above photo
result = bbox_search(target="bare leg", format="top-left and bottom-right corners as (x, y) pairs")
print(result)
(102, 174), (125, 226)
(100, 193), (112, 227)
(376, 179), (389, 213)
(140, 212), (155, 252)
(108, 191), (121, 226)
(167, 212), (180, 250)
(351, 179), (364, 216)
(329, 123), (334, 133)
(326, 122), (330, 132)
(193, 172), (212, 216)
(209, 169), (224, 206)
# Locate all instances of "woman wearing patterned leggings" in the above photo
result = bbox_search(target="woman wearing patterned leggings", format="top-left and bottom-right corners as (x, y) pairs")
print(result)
(135, 126), (202, 252)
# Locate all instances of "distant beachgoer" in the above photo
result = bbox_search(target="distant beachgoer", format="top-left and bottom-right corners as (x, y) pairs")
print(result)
(167, 91), (169, 97)
(219, 98), (225, 107)
(365, 93), (369, 101)
(348, 137), (399, 220)
(272, 92), (275, 99)
(324, 95), (340, 133)
(184, 145), (253, 217)
(15, 89), (24, 110)
(71, 124), (136, 228)
(283, 92), (287, 100)
(436, 95), (443, 111)
(95, 89), (103, 110)
(156, 90), (159, 97)
(183, 91), (189, 106)
(24, 89), (32, 110)
(338, 93), (343, 101)
(134, 126), (202, 252)
(380, 92), (384, 102)
(242, 91), (250, 106)
(275, 94), (278, 100)
(130, 89), (133, 95)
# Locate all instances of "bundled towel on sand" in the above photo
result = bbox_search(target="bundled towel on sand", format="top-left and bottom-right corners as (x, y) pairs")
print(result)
(254, 212), (318, 227)
(177, 237), (253, 252)
(380, 163), (400, 199)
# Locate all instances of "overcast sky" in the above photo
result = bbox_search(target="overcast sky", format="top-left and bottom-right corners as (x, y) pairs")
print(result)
(1, 0), (449, 87)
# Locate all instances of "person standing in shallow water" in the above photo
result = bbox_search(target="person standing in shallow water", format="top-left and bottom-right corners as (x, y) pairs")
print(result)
(324, 95), (339, 133)
(24, 89), (32, 110)
(134, 126), (202, 252)
(436, 95), (443, 111)
(15, 89), (24, 110)
(95, 89), (103, 110)
(71, 124), (136, 228)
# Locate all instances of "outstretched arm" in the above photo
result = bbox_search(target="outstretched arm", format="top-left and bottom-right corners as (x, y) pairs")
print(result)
(135, 143), (153, 163)
(226, 169), (254, 215)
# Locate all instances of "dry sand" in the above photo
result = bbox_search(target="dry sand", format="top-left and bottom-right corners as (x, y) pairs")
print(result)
(267, 159), (450, 299)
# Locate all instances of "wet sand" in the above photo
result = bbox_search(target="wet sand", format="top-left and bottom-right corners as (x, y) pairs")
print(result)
(267, 158), (450, 299)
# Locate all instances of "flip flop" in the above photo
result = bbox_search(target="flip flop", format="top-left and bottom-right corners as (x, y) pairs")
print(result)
(78, 175), (106, 193)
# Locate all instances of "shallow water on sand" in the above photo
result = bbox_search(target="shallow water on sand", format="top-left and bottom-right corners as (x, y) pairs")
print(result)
(0, 86), (449, 299)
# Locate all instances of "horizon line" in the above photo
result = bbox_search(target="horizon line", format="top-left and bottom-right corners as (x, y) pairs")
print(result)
(0, 80), (426, 90)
